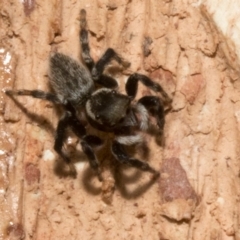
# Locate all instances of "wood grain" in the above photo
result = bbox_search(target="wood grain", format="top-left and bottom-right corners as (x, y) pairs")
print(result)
(1, 0), (240, 239)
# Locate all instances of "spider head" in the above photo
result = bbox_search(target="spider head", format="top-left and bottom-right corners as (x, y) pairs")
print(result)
(86, 88), (131, 127)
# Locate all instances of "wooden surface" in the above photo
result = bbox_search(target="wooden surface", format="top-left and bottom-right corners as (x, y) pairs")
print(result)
(1, 0), (240, 239)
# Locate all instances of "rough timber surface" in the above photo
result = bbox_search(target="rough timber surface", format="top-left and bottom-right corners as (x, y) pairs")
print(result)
(1, 0), (240, 240)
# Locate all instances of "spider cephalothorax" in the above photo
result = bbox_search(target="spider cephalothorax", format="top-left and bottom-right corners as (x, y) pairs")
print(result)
(5, 9), (170, 181)
(86, 88), (131, 127)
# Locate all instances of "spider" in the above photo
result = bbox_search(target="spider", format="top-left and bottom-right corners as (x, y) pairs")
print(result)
(5, 9), (170, 181)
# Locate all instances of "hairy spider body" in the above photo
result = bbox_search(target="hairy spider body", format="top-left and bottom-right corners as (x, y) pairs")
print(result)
(6, 9), (170, 181)
(49, 53), (94, 108)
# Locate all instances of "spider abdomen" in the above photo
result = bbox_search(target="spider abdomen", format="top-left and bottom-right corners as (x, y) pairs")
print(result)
(49, 52), (94, 107)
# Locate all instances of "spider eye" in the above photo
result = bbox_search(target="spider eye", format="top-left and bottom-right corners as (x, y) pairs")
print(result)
(111, 90), (116, 94)
(95, 114), (100, 120)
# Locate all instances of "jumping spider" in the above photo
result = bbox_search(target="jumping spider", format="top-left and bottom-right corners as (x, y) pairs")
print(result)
(5, 9), (170, 181)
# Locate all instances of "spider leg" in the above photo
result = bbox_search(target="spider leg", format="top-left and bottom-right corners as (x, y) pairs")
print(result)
(96, 74), (118, 89)
(111, 140), (159, 176)
(138, 96), (165, 131)
(125, 73), (169, 100)
(92, 47), (131, 88)
(5, 89), (61, 104)
(82, 135), (103, 147)
(65, 105), (103, 181)
(80, 141), (103, 181)
(79, 10), (119, 88)
(54, 111), (77, 175)
(92, 48), (125, 80)
(80, 9), (94, 70)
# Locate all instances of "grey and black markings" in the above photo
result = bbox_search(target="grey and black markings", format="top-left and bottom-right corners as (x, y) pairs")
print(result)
(5, 9), (170, 181)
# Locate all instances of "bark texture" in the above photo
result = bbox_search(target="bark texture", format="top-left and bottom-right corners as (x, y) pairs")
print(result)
(1, 0), (240, 239)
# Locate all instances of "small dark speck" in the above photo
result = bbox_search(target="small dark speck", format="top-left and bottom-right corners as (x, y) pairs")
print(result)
(107, 4), (118, 10)
(143, 36), (153, 57)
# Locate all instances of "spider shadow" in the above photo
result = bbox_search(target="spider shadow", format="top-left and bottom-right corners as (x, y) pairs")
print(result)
(53, 159), (77, 178)
(81, 166), (102, 195)
(80, 143), (159, 199)
(113, 163), (160, 199)
(147, 125), (165, 147)
(53, 149), (87, 178)
(6, 95), (56, 136)
(80, 163), (159, 199)
(6, 95), (86, 180)
(80, 145), (107, 195)
(6, 96), (160, 197)
(112, 143), (160, 199)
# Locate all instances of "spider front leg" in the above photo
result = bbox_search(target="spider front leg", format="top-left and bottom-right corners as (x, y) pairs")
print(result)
(111, 139), (159, 177)
(69, 113), (104, 181)
(55, 105), (103, 181)
(125, 73), (168, 131)
(137, 96), (165, 131)
(54, 111), (76, 175)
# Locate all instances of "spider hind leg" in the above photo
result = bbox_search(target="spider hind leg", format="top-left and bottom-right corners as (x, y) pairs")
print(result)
(79, 9), (94, 70)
